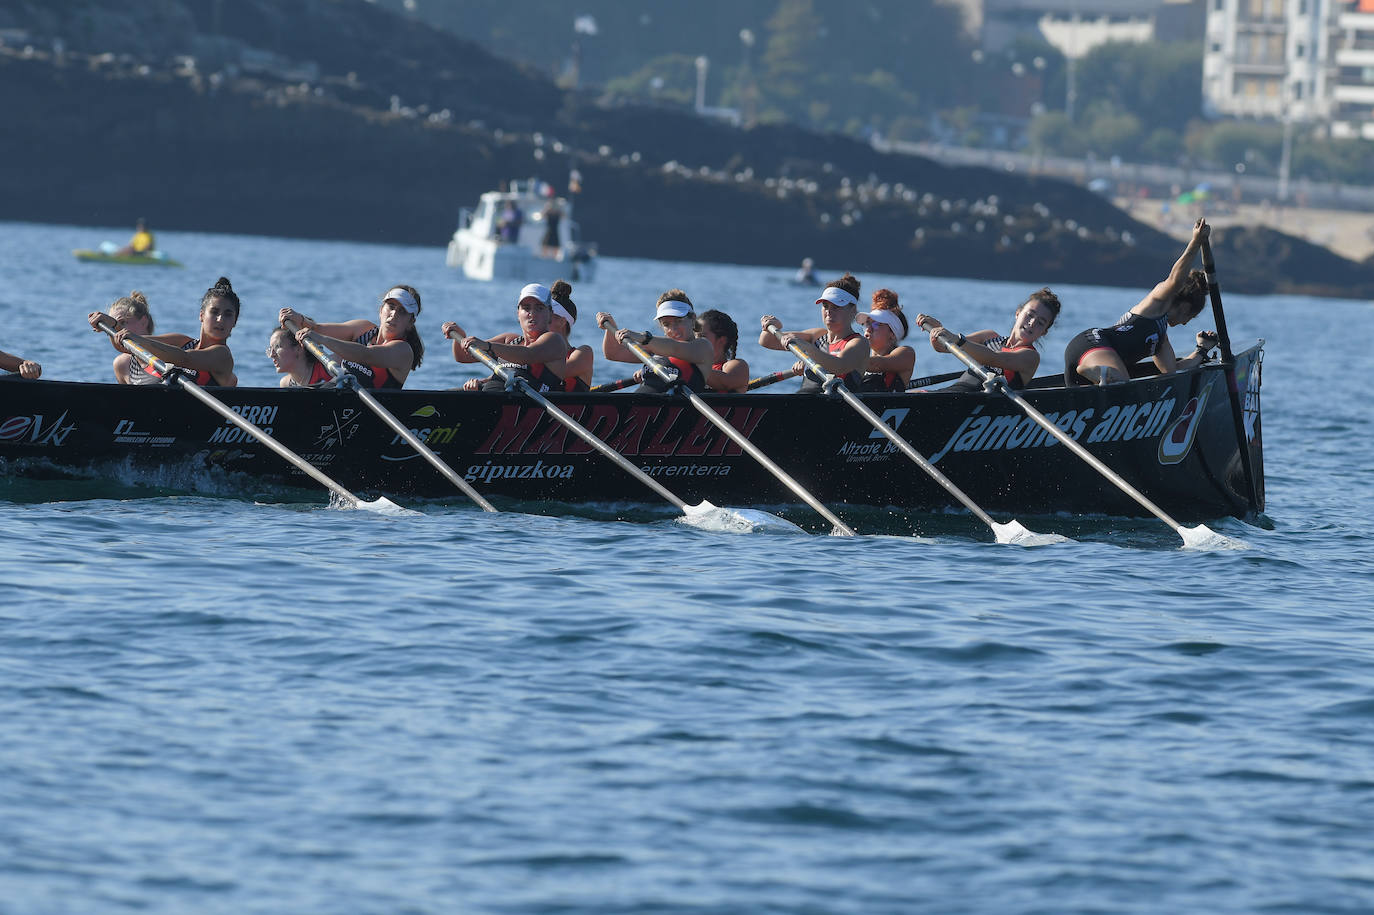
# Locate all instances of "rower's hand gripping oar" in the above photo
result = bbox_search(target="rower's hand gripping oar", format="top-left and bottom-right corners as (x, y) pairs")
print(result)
(284, 317), (497, 513)
(451, 329), (728, 524)
(917, 319), (1228, 548)
(95, 319), (375, 510)
(600, 317), (854, 536)
(766, 323), (1040, 544)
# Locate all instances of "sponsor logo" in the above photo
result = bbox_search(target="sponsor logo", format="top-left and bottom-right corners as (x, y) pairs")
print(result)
(1239, 355), (1261, 443)
(0, 411), (76, 447)
(381, 405), (463, 462)
(473, 405), (767, 459)
(836, 408), (908, 462)
(112, 419), (176, 447)
(927, 392), (1179, 464)
(464, 460), (575, 483)
(208, 404), (278, 443)
(1157, 386), (1210, 465)
(314, 408), (364, 451)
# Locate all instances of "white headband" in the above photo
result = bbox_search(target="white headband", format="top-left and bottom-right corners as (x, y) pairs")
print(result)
(816, 287), (858, 309)
(857, 309), (905, 340)
(552, 301), (575, 326)
(384, 287), (419, 314)
(517, 283), (552, 307)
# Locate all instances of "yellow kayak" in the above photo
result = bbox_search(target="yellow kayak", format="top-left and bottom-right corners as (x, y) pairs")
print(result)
(73, 248), (182, 267)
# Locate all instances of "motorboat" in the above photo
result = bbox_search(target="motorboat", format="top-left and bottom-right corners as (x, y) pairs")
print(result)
(445, 179), (596, 282)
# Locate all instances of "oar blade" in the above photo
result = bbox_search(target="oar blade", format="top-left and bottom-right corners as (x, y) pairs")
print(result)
(680, 501), (807, 534)
(991, 520), (1071, 546)
(1179, 524), (1248, 551)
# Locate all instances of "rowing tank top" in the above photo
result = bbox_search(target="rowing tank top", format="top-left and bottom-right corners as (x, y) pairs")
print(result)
(799, 333), (864, 394)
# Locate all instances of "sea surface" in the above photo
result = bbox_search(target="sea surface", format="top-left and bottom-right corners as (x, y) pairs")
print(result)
(2, 220), (1373, 913)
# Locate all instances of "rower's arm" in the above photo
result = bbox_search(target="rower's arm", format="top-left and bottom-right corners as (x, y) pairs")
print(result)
(867, 345), (915, 376)
(309, 319), (376, 340)
(706, 358), (750, 393)
(565, 345), (594, 384)
(963, 338), (1039, 378)
(602, 327), (637, 364)
(644, 335), (713, 364)
(309, 331), (413, 373)
(1151, 335), (1180, 374)
(490, 331), (567, 366)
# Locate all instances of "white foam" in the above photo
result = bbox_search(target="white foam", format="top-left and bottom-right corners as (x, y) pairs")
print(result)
(679, 501), (807, 534)
(1179, 524), (1248, 551)
(991, 520), (1072, 546)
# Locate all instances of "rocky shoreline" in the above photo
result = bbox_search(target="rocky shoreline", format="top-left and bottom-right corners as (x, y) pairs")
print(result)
(4, 15), (1373, 299)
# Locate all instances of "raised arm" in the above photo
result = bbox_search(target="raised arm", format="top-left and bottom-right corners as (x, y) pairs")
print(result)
(1142, 218), (1209, 313)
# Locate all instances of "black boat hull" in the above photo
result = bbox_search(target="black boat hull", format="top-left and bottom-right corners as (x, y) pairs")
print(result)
(0, 345), (1264, 521)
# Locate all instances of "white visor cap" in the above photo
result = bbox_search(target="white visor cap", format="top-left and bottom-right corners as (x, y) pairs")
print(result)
(384, 287), (420, 314)
(816, 286), (859, 309)
(654, 300), (692, 320)
(857, 309), (905, 340)
(517, 283), (552, 307)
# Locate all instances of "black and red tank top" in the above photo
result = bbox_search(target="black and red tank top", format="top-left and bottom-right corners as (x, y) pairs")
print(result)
(479, 335), (565, 393)
(637, 355), (706, 394)
(799, 333), (864, 394)
(339, 328), (404, 389)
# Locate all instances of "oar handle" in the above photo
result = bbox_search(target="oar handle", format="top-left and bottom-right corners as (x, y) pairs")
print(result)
(283, 317), (347, 381)
(765, 324), (834, 390)
(95, 320), (172, 378)
(915, 318), (999, 389)
(598, 316), (680, 387)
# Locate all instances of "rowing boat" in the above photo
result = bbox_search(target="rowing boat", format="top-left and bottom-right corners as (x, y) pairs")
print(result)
(0, 344), (1263, 520)
(72, 249), (183, 268)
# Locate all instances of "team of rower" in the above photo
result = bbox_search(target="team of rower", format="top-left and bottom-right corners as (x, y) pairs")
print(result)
(4, 219), (1220, 392)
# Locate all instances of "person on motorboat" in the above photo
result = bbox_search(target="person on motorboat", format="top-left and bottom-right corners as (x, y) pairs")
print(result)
(115, 218), (154, 257)
(1063, 218), (1219, 386)
(539, 195), (563, 259)
(267, 327), (331, 388)
(917, 287), (1062, 393)
(103, 290), (158, 384)
(854, 289), (915, 392)
(442, 282), (570, 393)
(548, 280), (593, 392)
(598, 291), (714, 394)
(281, 285), (424, 390)
(0, 348), (40, 379)
(759, 272), (870, 394)
(700, 309), (749, 394)
(88, 276), (240, 386)
(795, 257), (817, 285)
(497, 199), (523, 244)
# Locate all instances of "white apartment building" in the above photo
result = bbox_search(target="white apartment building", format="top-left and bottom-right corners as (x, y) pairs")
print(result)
(1204, 0), (1374, 138)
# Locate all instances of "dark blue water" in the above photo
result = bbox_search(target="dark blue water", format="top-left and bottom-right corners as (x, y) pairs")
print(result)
(2, 221), (1373, 913)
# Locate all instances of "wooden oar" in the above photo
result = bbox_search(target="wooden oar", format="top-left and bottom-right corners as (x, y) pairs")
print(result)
(746, 368), (801, 391)
(601, 318), (855, 536)
(766, 323), (1037, 544)
(96, 320), (373, 509)
(284, 319), (497, 512)
(916, 318), (1213, 546)
(906, 370), (965, 390)
(1199, 237), (1262, 514)
(589, 374), (639, 393)
(456, 334), (789, 531)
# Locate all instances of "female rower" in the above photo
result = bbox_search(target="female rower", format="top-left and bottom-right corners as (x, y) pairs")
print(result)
(549, 279), (593, 391)
(441, 282), (569, 392)
(88, 276), (240, 386)
(267, 327), (331, 388)
(1064, 218), (1218, 386)
(103, 291), (157, 384)
(759, 272), (870, 393)
(597, 290), (714, 393)
(917, 287), (1062, 392)
(280, 285), (424, 390)
(700, 309), (749, 393)
(854, 289), (914, 392)
(0, 348), (40, 379)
